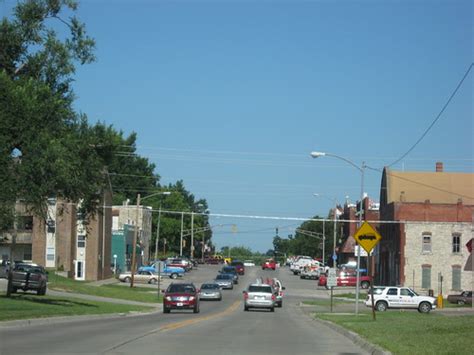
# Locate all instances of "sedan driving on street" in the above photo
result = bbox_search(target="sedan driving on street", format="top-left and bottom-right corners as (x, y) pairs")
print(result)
(163, 283), (200, 314)
(199, 283), (223, 301)
(214, 274), (234, 289)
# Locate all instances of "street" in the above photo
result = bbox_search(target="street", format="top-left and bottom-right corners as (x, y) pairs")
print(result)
(0, 265), (368, 355)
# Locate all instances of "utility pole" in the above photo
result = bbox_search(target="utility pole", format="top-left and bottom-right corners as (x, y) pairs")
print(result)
(190, 212), (194, 259)
(130, 193), (141, 288)
(180, 212), (184, 257)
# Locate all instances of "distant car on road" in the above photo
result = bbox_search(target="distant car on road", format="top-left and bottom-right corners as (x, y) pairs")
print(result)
(199, 283), (222, 301)
(366, 286), (437, 313)
(163, 282), (200, 313)
(264, 277), (286, 307)
(262, 259), (276, 270)
(214, 273), (234, 289)
(230, 260), (245, 275)
(447, 291), (472, 306)
(243, 260), (255, 267)
(243, 283), (276, 312)
(220, 266), (239, 284)
(119, 270), (161, 284)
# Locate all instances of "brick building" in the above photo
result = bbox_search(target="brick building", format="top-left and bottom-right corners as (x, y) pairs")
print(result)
(377, 163), (473, 294)
(0, 192), (113, 281)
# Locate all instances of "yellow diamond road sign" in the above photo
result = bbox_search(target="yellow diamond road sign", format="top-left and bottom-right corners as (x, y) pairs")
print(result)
(354, 221), (382, 254)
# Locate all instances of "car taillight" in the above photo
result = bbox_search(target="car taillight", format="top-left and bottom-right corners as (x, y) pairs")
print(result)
(271, 294), (276, 301)
(243, 292), (248, 300)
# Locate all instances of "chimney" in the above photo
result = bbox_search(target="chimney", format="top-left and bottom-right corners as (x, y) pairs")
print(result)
(435, 162), (443, 172)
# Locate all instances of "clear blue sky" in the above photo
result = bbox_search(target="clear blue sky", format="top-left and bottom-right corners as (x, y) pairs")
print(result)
(4, 0), (472, 252)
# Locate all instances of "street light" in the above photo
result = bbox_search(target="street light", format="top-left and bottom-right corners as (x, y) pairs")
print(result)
(130, 190), (170, 288)
(314, 193), (339, 268)
(311, 151), (366, 314)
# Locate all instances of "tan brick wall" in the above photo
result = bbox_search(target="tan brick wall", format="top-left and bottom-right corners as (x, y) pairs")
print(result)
(404, 222), (472, 294)
(31, 217), (46, 265)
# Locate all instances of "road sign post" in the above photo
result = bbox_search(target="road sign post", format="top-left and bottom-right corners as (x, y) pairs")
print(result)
(327, 268), (337, 312)
(354, 221), (382, 320)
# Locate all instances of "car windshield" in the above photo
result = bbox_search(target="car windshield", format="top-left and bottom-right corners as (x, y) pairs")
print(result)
(201, 284), (219, 290)
(222, 267), (236, 273)
(248, 285), (272, 293)
(167, 284), (195, 293)
(216, 274), (232, 280)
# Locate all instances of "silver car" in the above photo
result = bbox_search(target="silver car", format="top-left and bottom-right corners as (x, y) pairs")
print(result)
(199, 283), (222, 301)
(243, 283), (275, 312)
(214, 274), (234, 289)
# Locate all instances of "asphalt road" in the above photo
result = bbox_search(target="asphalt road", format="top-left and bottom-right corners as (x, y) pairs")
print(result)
(0, 265), (368, 355)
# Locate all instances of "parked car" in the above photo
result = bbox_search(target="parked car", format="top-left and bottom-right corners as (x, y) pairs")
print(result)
(230, 260), (245, 275)
(118, 270), (161, 284)
(214, 273), (234, 289)
(0, 260), (11, 278)
(220, 266), (239, 284)
(205, 257), (221, 265)
(365, 286), (437, 313)
(318, 270), (372, 289)
(300, 266), (323, 280)
(139, 261), (184, 279)
(243, 282), (276, 312)
(447, 291), (472, 305)
(243, 260), (255, 267)
(11, 263), (48, 295)
(199, 283), (222, 301)
(262, 259), (276, 270)
(166, 258), (192, 271)
(163, 282), (200, 313)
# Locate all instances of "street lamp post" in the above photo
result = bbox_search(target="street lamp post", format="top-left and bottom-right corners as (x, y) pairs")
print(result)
(154, 192), (171, 261)
(314, 193), (338, 267)
(311, 151), (366, 314)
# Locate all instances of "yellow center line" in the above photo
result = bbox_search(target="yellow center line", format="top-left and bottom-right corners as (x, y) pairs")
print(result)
(159, 300), (241, 332)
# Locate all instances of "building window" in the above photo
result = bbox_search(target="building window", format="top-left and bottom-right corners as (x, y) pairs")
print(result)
(18, 216), (33, 231)
(452, 233), (461, 254)
(422, 232), (432, 253)
(452, 266), (461, 291)
(23, 245), (32, 261)
(78, 235), (86, 248)
(47, 247), (55, 261)
(422, 265), (431, 289)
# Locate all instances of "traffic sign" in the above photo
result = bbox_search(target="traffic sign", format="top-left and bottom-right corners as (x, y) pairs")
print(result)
(354, 221), (382, 254)
(332, 253), (337, 261)
(327, 268), (337, 288)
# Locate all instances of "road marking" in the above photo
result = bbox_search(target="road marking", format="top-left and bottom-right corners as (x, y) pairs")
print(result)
(159, 300), (241, 332)
(103, 300), (241, 353)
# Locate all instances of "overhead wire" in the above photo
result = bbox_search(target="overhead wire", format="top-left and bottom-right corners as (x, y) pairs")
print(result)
(387, 62), (474, 167)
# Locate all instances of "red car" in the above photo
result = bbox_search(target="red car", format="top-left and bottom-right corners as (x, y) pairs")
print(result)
(163, 283), (200, 313)
(262, 259), (276, 270)
(318, 270), (371, 289)
(231, 261), (245, 275)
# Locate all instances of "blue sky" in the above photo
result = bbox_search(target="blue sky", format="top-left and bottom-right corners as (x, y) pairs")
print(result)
(4, 0), (472, 252)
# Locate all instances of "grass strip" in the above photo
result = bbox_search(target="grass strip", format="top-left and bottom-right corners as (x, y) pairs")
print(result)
(315, 311), (474, 354)
(0, 294), (152, 322)
(48, 273), (162, 303)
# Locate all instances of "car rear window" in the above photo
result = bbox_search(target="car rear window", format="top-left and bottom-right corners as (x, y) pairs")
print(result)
(201, 284), (219, 290)
(216, 274), (232, 280)
(248, 285), (272, 293)
(167, 284), (195, 293)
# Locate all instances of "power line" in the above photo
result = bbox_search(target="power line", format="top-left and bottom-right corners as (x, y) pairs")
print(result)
(388, 62), (474, 167)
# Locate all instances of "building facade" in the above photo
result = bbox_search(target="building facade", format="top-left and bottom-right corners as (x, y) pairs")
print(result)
(377, 163), (473, 294)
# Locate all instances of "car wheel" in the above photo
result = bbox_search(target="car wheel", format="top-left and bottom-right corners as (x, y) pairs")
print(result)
(278, 301), (283, 308)
(272, 268), (275, 270)
(418, 302), (431, 313)
(457, 300), (465, 306)
(218, 296), (222, 301)
(361, 281), (370, 289)
(193, 305), (200, 313)
(163, 307), (170, 314)
(11, 287), (17, 294)
(293, 271), (298, 275)
(149, 278), (157, 284)
(376, 301), (388, 312)
(124, 277), (131, 283)
(37, 286), (47, 296)
(170, 273), (178, 279)
(270, 307), (275, 312)
(244, 305), (249, 311)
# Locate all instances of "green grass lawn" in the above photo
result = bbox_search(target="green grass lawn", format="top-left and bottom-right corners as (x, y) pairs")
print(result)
(316, 312), (474, 354)
(302, 299), (346, 307)
(0, 294), (152, 322)
(48, 273), (162, 303)
(334, 292), (367, 299)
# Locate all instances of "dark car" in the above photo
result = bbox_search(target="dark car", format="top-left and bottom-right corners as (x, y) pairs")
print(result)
(221, 266), (239, 284)
(163, 283), (200, 313)
(230, 260), (245, 275)
(447, 291), (472, 305)
(11, 263), (48, 295)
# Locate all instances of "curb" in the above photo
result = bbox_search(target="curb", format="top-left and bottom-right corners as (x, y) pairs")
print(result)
(313, 316), (391, 355)
(0, 306), (163, 329)
(298, 302), (390, 355)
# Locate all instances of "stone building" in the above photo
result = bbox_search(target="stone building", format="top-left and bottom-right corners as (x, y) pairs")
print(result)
(377, 163), (473, 294)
